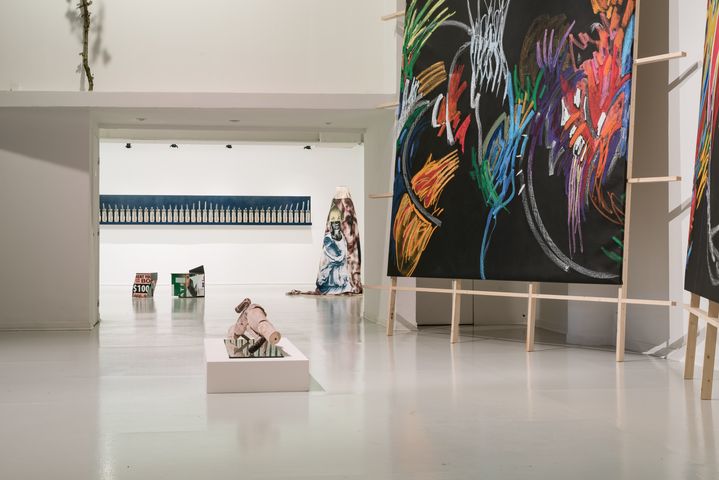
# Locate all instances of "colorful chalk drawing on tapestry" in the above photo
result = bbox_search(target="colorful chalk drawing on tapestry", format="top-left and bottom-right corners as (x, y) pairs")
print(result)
(685, 0), (719, 303)
(388, 0), (635, 283)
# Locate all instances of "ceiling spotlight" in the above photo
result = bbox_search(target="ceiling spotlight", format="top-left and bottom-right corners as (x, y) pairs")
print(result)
(304, 145), (312, 150)
(170, 144), (178, 148)
(229, 119), (240, 123)
(325, 122), (332, 126)
(125, 142), (132, 149)
(136, 117), (146, 122)
(225, 144), (233, 149)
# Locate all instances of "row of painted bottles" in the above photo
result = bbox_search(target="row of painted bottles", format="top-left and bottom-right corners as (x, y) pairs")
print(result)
(100, 202), (311, 224)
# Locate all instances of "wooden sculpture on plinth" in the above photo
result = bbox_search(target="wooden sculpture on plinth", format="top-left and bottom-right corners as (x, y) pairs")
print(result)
(225, 298), (283, 358)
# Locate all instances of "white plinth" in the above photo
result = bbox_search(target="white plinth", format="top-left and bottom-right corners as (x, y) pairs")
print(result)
(205, 338), (309, 394)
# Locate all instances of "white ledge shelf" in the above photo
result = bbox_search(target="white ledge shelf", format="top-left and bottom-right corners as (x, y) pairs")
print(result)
(0, 91), (399, 110)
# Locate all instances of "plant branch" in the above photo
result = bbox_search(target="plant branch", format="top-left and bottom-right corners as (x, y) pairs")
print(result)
(78, 0), (94, 91)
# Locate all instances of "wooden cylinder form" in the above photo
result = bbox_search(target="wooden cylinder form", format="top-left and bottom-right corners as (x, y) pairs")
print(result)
(246, 306), (281, 345)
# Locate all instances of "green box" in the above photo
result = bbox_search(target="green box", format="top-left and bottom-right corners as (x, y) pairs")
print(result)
(171, 265), (205, 298)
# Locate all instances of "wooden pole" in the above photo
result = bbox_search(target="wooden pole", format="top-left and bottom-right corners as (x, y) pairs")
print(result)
(376, 101), (400, 110)
(634, 51), (686, 66)
(380, 11), (405, 21)
(450, 280), (462, 344)
(701, 301), (719, 400)
(627, 176), (681, 184)
(684, 293), (701, 379)
(616, 287), (627, 362)
(616, 0), (642, 363)
(526, 283), (537, 352)
(386, 277), (398, 336)
(365, 283), (674, 306)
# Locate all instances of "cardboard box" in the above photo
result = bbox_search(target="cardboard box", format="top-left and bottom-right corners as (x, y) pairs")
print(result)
(172, 265), (205, 298)
(132, 272), (158, 298)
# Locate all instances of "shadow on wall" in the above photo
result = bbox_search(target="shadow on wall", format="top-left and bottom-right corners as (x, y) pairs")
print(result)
(0, 108), (91, 173)
(669, 61), (699, 92)
(65, 0), (112, 91)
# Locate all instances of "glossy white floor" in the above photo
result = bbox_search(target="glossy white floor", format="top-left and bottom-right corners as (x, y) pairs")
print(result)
(0, 285), (716, 479)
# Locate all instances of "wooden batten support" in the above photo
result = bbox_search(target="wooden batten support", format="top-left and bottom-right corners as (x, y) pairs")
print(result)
(701, 301), (719, 400)
(365, 283), (674, 307)
(682, 303), (719, 328)
(376, 101), (400, 110)
(369, 193), (393, 199)
(381, 10), (405, 21)
(386, 277), (398, 336)
(616, 287), (627, 362)
(455, 288), (528, 299)
(684, 293), (701, 380)
(634, 51), (687, 66)
(623, 298), (676, 307)
(526, 283), (537, 352)
(627, 176), (682, 184)
(450, 280), (462, 344)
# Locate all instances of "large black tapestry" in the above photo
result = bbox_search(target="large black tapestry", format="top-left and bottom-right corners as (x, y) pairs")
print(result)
(388, 0), (636, 283)
(685, 0), (719, 302)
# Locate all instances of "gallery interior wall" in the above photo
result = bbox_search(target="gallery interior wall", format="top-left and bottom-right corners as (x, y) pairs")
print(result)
(0, 107), (97, 330)
(99, 141), (365, 286)
(362, 110), (418, 327)
(360, 3), (416, 328)
(0, 0), (397, 94)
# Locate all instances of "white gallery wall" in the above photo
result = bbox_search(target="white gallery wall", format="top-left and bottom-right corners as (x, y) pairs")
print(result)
(362, 110), (418, 328)
(99, 141), (364, 286)
(0, 108), (98, 330)
(0, 0), (397, 94)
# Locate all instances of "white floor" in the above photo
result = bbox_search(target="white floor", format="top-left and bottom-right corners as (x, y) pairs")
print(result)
(0, 286), (717, 480)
